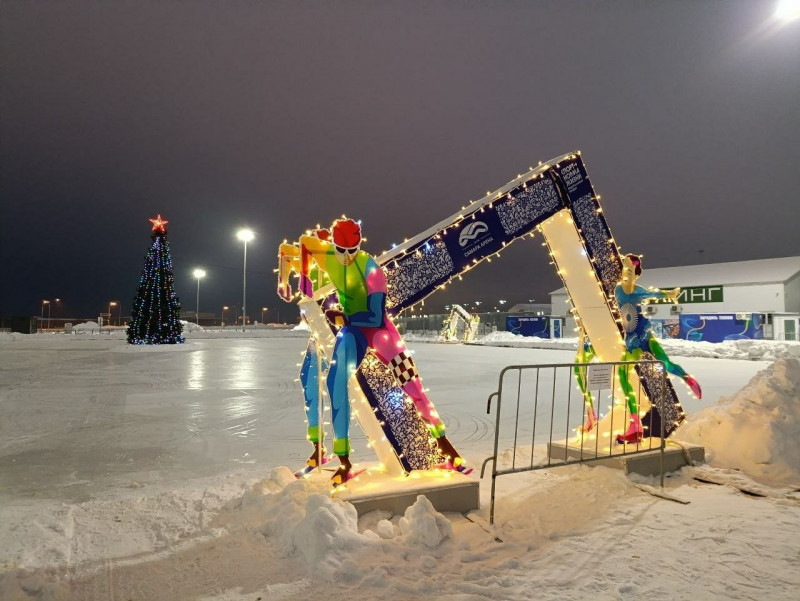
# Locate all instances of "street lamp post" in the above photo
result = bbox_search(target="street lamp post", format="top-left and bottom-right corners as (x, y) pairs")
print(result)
(236, 229), (254, 332)
(109, 301), (118, 326)
(41, 300), (50, 331)
(222, 305), (229, 327)
(192, 268), (206, 325)
(261, 307), (268, 324)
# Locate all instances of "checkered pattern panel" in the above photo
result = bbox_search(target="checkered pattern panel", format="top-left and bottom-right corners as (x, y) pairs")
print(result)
(390, 352), (418, 385)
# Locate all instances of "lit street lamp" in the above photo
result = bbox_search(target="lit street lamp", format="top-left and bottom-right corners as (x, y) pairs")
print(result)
(109, 301), (118, 326)
(236, 228), (254, 332)
(192, 268), (206, 325)
(41, 300), (50, 330)
(222, 305), (229, 327)
(261, 306), (268, 324)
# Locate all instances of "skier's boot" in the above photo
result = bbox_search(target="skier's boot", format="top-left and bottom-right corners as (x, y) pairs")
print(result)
(579, 408), (599, 433)
(685, 376), (702, 399)
(331, 454), (352, 487)
(307, 442), (326, 468)
(616, 414), (644, 444)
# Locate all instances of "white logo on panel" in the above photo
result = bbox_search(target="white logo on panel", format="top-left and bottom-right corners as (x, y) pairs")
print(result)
(459, 221), (489, 247)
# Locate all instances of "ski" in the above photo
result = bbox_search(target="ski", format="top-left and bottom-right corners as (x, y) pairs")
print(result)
(331, 468), (367, 489)
(294, 456), (331, 478)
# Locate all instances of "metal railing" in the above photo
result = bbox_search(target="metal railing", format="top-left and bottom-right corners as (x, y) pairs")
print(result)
(480, 359), (667, 524)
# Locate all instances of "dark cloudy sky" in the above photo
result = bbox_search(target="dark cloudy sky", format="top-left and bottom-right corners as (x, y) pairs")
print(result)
(2, 1), (798, 321)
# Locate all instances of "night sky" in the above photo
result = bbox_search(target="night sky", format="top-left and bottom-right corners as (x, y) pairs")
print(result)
(2, 1), (798, 322)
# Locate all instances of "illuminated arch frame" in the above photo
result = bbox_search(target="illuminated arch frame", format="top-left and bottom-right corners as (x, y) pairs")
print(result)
(294, 151), (685, 476)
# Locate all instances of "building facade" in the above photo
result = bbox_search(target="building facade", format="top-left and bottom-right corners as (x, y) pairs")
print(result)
(550, 256), (800, 342)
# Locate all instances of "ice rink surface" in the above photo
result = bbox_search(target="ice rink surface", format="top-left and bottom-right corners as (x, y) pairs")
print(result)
(0, 335), (764, 502)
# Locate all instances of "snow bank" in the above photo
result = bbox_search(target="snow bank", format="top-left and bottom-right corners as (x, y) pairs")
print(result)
(222, 469), (453, 580)
(679, 358), (800, 486)
(469, 332), (800, 362)
(398, 495), (452, 547)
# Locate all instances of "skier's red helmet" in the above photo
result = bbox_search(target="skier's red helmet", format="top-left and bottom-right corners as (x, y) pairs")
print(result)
(332, 218), (362, 251)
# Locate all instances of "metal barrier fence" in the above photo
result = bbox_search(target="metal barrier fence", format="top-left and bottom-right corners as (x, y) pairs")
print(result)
(480, 360), (667, 524)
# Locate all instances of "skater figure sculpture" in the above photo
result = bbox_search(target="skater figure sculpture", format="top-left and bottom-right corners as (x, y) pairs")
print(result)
(279, 218), (463, 485)
(615, 254), (702, 443)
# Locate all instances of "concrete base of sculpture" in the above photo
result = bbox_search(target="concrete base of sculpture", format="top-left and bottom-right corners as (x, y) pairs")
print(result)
(547, 438), (705, 477)
(323, 465), (480, 515)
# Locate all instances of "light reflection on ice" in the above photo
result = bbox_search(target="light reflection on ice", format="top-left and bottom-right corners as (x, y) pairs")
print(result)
(188, 350), (205, 390)
(230, 346), (256, 389)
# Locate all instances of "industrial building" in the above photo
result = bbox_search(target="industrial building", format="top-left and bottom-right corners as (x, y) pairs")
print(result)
(549, 256), (800, 342)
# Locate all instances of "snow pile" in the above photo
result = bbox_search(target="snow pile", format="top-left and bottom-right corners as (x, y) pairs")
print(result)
(398, 495), (453, 547)
(679, 358), (800, 486)
(221, 469), (457, 580)
(225, 469), (368, 578)
(293, 321), (311, 331)
(71, 321), (102, 332)
(402, 331), (443, 343)
(470, 332), (800, 361)
(180, 320), (205, 333)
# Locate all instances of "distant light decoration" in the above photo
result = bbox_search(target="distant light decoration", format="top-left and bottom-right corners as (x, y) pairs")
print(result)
(127, 215), (184, 345)
(149, 214), (169, 233)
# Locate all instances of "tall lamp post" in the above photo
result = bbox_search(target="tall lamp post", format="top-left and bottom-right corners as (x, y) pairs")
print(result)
(41, 300), (50, 330)
(109, 301), (118, 326)
(222, 305), (229, 327)
(261, 306), (268, 325)
(236, 229), (254, 332)
(192, 268), (206, 325)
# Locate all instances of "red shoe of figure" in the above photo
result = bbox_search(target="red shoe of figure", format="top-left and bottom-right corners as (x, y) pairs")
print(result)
(616, 415), (644, 444)
(685, 376), (702, 399)
(579, 409), (598, 433)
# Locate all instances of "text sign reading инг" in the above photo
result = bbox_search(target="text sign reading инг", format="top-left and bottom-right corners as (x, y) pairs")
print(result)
(650, 285), (724, 304)
(586, 364), (614, 391)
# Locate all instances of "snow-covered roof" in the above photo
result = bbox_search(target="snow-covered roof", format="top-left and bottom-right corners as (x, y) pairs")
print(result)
(549, 256), (800, 295)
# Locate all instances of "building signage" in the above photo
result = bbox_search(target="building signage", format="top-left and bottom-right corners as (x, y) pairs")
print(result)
(651, 285), (723, 304)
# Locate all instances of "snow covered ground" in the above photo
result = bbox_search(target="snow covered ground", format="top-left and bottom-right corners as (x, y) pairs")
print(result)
(1, 332), (799, 600)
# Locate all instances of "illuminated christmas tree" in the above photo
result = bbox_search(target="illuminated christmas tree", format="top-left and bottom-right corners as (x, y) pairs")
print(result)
(127, 214), (184, 344)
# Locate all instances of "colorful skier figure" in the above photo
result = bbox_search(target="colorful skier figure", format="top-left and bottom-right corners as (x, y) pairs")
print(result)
(279, 218), (463, 485)
(615, 254), (702, 444)
(573, 326), (598, 433)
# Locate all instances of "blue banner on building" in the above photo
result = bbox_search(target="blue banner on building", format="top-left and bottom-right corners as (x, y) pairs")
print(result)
(507, 316), (549, 337)
(679, 313), (765, 343)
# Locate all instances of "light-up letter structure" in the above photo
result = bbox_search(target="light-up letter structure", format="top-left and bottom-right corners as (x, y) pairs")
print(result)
(278, 152), (690, 477)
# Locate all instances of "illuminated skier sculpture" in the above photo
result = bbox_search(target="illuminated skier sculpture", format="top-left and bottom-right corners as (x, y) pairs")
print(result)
(615, 253), (702, 443)
(279, 218), (463, 485)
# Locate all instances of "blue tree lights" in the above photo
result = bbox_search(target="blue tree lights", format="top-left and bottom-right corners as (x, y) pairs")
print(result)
(127, 215), (184, 345)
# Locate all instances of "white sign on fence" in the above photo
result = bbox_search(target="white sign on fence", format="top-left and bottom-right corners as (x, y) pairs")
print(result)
(586, 364), (613, 391)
